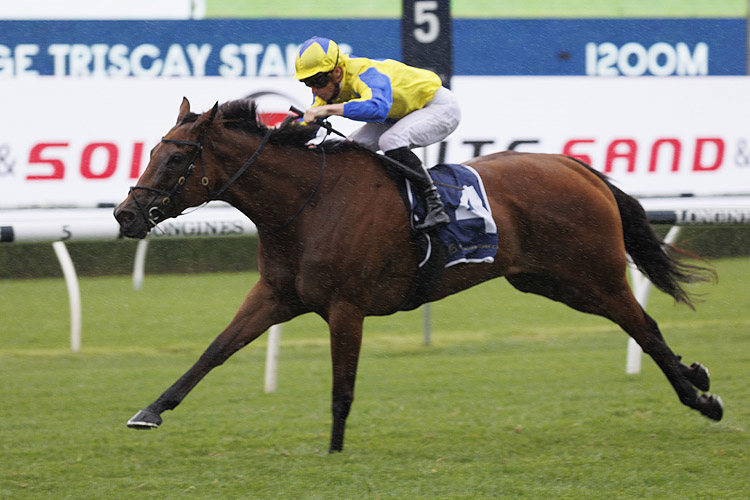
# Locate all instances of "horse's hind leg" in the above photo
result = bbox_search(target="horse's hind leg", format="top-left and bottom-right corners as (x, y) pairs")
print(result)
(677, 356), (711, 392)
(127, 280), (300, 429)
(621, 304), (723, 420)
(506, 273), (723, 421)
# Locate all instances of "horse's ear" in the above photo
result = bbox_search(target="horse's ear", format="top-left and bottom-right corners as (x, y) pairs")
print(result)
(193, 101), (219, 134)
(177, 97), (191, 124)
(208, 101), (219, 123)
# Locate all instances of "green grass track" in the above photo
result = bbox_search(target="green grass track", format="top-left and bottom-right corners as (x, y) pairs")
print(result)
(1, 257), (748, 498)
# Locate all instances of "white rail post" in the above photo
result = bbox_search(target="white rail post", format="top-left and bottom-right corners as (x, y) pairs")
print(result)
(264, 324), (282, 393)
(423, 303), (432, 346)
(52, 241), (81, 353)
(132, 239), (149, 290)
(626, 225), (683, 374)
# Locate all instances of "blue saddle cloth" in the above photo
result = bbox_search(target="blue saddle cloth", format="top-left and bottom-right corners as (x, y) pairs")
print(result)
(408, 163), (499, 268)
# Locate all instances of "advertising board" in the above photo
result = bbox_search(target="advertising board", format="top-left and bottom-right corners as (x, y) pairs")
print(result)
(448, 76), (750, 198)
(2, 18), (748, 207)
(0, 77), (321, 208)
(0, 18), (745, 77)
(0, 0), (202, 19)
(1, 76), (749, 209)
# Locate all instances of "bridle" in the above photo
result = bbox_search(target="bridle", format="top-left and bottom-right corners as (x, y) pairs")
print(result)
(128, 111), (327, 234)
(128, 133), (207, 226)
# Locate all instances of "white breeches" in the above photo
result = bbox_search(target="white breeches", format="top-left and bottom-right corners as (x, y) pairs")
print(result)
(347, 86), (461, 152)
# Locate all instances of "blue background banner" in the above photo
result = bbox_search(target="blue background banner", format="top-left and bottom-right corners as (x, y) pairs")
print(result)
(454, 19), (744, 75)
(0, 18), (745, 77)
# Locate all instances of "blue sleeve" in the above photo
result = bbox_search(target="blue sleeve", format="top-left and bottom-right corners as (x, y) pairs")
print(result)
(343, 67), (393, 123)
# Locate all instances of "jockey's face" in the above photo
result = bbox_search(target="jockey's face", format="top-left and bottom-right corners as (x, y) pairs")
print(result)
(310, 67), (342, 101)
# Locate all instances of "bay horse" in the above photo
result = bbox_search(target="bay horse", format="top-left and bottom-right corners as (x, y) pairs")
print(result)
(114, 97), (722, 453)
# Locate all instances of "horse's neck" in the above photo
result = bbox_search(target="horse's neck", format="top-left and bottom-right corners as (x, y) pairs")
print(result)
(219, 142), (330, 232)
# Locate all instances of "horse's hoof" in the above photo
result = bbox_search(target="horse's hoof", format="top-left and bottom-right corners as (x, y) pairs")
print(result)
(689, 362), (710, 392)
(698, 393), (724, 421)
(127, 409), (162, 429)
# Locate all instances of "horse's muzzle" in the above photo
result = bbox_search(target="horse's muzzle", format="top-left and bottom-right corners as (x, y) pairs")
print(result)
(114, 203), (150, 239)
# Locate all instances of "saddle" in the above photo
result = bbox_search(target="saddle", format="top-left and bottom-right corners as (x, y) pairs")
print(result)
(380, 159), (499, 311)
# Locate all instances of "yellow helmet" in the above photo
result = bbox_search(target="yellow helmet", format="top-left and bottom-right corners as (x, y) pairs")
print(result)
(295, 37), (341, 80)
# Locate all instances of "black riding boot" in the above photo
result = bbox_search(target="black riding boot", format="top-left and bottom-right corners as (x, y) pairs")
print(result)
(385, 147), (450, 230)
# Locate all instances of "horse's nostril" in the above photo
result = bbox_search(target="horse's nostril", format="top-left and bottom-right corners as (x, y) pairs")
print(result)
(115, 209), (134, 224)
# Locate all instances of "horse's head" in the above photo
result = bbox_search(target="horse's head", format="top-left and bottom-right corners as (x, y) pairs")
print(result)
(114, 97), (218, 238)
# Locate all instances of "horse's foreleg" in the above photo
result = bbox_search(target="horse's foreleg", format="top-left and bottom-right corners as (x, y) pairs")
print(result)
(326, 300), (365, 453)
(127, 280), (298, 429)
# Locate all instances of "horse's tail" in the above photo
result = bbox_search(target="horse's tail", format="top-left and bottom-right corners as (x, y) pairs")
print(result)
(568, 157), (716, 309)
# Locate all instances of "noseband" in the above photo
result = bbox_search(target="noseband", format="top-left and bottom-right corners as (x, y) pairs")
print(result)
(128, 136), (204, 225)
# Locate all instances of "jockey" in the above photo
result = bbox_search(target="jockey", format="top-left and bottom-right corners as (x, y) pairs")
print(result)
(294, 36), (461, 230)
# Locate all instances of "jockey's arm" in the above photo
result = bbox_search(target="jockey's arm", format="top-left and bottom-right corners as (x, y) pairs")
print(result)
(303, 103), (344, 123)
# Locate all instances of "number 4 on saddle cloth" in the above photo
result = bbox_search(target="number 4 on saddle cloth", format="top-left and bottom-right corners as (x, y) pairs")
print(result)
(397, 163), (499, 311)
(409, 163), (499, 267)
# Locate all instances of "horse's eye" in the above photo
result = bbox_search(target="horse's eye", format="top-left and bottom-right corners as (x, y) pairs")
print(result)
(168, 153), (186, 165)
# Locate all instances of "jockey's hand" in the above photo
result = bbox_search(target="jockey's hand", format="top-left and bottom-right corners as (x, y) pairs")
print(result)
(303, 107), (328, 124)
(302, 104), (344, 125)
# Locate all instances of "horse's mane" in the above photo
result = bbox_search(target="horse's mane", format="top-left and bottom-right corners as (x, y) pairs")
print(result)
(184, 99), (366, 154)
(218, 99), (315, 146)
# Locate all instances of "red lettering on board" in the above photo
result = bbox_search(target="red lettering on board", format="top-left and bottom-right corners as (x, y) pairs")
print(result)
(81, 143), (118, 179)
(693, 138), (724, 171)
(649, 139), (682, 172)
(561, 139), (595, 165)
(27, 143), (68, 180)
(604, 139), (637, 174)
(130, 142), (144, 179)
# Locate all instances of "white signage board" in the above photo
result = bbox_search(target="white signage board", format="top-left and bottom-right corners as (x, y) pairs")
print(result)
(1, 76), (749, 209)
(0, 0), (204, 19)
(0, 77), (322, 208)
(444, 76), (750, 198)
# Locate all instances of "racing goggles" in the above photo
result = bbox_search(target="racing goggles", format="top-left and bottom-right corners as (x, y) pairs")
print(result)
(302, 72), (332, 88)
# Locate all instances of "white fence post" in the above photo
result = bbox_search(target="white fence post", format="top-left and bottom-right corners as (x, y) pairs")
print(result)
(52, 241), (81, 353)
(264, 324), (282, 393)
(423, 303), (432, 346)
(132, 239), (149, 290)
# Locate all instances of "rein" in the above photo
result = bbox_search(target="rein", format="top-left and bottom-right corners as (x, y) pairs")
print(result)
(129, 113), (329, 234)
